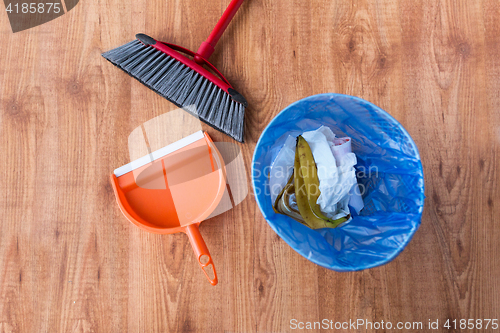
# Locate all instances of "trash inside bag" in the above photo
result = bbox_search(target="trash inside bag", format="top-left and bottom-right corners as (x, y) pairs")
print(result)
(270, 126), (364, 228)
(252, 94), (425, 271)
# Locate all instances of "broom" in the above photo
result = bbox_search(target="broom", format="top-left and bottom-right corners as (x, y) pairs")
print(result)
(102, 0), (247, 142)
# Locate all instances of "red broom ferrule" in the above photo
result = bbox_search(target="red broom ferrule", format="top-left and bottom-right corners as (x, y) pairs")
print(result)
(194, 42), (215, 64)
(195, 0), (245, 62)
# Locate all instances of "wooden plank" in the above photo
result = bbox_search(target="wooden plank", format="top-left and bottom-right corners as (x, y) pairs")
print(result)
(478, 0), (500, 322)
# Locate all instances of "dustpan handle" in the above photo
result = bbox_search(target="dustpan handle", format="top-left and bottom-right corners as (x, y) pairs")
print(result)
(195, 0), (245, 63)
(185, 224), (218, 286)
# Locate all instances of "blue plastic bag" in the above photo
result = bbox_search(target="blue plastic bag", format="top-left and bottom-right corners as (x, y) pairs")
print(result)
(252, 94), (425, 271)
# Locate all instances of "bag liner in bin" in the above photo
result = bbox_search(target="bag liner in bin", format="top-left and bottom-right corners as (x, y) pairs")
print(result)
(251, 93), (425, 271)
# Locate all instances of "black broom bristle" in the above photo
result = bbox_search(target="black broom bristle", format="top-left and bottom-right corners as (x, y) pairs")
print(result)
(102, 39), (245, 142)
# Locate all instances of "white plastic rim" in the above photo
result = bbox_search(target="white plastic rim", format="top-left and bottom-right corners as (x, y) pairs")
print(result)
(114, 131), (205, 177)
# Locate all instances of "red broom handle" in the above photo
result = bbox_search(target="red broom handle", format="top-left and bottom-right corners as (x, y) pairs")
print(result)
(194, 0), (245, 64)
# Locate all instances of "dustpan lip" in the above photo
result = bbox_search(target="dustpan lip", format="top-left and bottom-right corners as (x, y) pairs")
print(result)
(114, 130), (205, 177)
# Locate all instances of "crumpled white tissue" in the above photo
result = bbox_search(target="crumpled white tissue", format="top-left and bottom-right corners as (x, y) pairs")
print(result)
(269, 126), (364, 223)
(269, 135), (296, 204)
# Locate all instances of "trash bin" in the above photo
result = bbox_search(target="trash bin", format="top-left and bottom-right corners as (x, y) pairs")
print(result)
(252, 93), (425, 271)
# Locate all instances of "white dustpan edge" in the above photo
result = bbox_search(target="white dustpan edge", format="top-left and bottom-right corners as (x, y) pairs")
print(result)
(114, 130), (205, 177)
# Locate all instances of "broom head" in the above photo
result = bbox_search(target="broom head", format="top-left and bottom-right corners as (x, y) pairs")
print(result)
(102, 34), (247, 142)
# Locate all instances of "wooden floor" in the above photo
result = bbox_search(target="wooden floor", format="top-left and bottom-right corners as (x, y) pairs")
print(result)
(1, 0), (499, 332)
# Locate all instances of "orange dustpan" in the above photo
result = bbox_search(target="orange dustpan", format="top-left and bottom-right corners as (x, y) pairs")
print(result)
(111, 131), (225, 285)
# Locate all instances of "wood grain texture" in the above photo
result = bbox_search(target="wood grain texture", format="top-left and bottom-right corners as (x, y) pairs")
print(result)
(0, 0), (499, 332)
